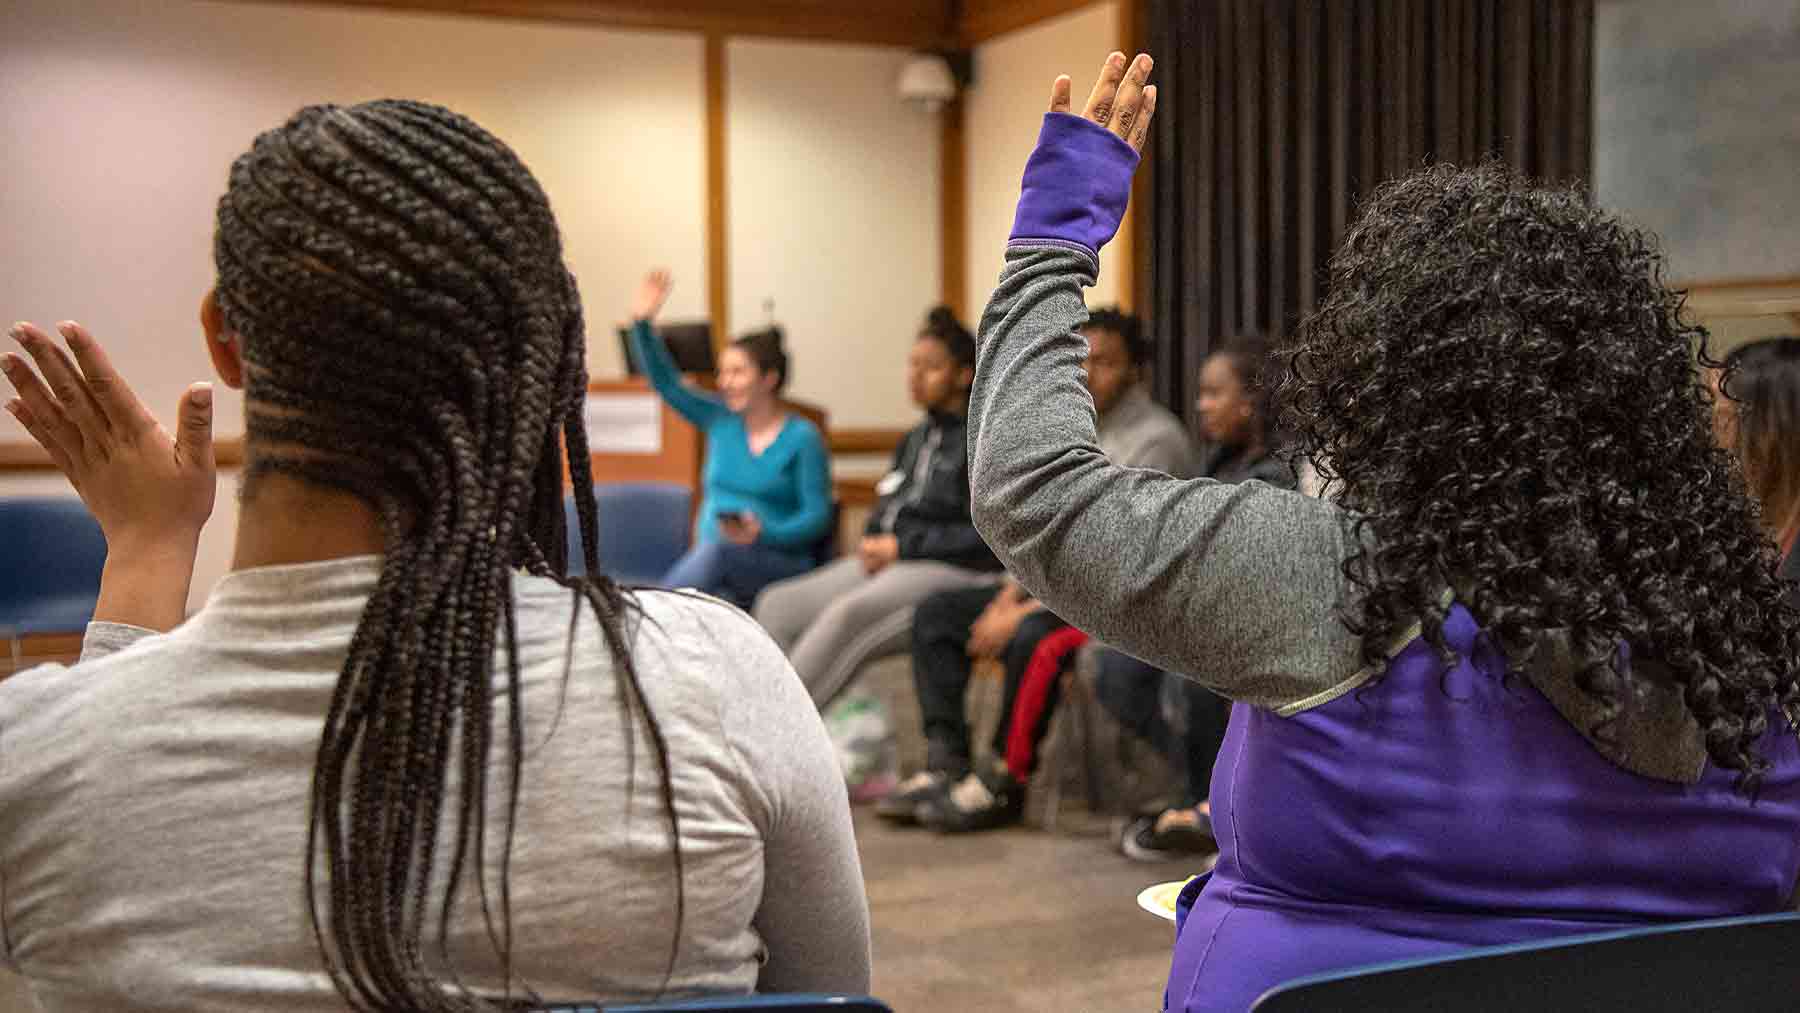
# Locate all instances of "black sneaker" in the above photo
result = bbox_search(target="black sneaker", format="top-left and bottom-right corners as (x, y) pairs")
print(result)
(1120, 808), (1216, 863)
(920, 766), (1026, 833)
(874, 770), (952, 825)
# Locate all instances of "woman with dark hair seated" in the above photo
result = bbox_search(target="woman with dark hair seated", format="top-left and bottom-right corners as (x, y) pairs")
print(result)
(0, 100), (867, 1012)
(754, 306), (1005, 709)
(1711, 336), (1800, 605)
(629, 270), (832, 610)
(970, 54), (1800, 1013)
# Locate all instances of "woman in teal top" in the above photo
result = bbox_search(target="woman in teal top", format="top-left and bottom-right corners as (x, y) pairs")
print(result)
(629, 270), (832, 608)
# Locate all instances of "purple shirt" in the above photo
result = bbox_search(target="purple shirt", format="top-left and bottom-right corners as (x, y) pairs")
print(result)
(1167, 605), (1800, 1012)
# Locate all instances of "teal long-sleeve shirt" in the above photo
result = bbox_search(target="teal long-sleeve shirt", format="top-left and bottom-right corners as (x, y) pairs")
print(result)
(628, 320), (832, 550)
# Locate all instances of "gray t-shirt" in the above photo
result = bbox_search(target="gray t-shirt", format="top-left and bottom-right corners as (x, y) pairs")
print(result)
(0, 556), (870, 1012)
(1095, 383), (1198, 479)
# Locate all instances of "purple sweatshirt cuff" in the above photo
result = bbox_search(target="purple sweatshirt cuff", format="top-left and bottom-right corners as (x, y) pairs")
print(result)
(1008, 112), (1140, 265)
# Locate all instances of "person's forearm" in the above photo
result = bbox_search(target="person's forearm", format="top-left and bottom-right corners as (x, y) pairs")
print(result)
(630, 319), (721, 426)
(92, 533), (199, 632)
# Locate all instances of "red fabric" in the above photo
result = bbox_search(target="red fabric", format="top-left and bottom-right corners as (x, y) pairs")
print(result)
(1004, 626), (1091, 778)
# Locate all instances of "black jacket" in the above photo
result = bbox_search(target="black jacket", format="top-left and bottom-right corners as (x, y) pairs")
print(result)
(866, 410), (1002, 571)
(1200, 442), (1297, 489)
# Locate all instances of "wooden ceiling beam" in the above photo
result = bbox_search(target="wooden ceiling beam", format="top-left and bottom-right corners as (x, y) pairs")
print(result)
(228, 0), (961, 48)
(229, 1), (1118, 50)
(956, 0), (1101, 46)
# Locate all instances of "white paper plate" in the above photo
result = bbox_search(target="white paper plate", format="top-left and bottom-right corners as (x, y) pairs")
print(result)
(1136, 877), (1196, 922)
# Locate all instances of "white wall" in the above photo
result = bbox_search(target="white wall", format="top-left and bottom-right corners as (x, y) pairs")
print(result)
(0, 0), (709, 446)
(0, 0), (1119, 609)
(964, 2), (1123, 314)
(1594, 0), (1800, 280)
(727, 37), (942, 429)
(0, 0), (708, 612)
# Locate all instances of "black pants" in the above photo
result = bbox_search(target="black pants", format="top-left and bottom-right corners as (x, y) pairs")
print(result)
(1092, 648), (1232, 808)
(910, 586), (1068, 775)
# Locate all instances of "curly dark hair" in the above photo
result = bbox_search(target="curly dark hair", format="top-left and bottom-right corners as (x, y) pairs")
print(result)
(732, 325), (790, 391)
(921, 304), (977, 369)
(1279, 161), (1800, 792)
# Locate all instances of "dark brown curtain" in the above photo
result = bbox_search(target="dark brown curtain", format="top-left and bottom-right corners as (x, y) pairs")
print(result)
(1143, 0), (1594, 417)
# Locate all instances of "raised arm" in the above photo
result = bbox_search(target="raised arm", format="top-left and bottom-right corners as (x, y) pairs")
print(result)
(966, 55), (1362, 712)
(4, 321), (214, 635)
(627, 270), (727, 429)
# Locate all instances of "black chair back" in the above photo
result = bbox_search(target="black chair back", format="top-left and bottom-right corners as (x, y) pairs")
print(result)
(1251, 912), (1800, 1013)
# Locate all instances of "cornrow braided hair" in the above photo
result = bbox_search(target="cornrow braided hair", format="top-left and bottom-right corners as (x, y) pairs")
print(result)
(212, 100), (684, 1010)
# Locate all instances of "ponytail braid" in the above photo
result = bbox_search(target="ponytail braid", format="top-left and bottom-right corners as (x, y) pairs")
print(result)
(213, 100), (684, 1010)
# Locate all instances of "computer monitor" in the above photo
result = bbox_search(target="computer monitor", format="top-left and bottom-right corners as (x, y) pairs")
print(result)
(619, 321), (716, 376)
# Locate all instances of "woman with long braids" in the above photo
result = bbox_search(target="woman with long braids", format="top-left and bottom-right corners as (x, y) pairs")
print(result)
(0, 100), (868, 1011)
(970, 55), (1800, 1012)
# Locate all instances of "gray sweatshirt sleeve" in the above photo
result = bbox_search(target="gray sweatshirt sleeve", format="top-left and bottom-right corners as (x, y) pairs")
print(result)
(968, 243), (1368, 713)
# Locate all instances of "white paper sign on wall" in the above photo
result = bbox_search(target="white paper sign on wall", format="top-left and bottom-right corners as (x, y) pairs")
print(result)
(584, 393), (662, 454)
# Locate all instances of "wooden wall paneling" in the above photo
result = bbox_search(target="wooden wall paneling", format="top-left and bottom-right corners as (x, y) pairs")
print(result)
(0, 438), (246, 474)
(2, 633), (85, 679)
(833, 474), (883, 508)
(1117, 0), (1144, 311)
(940, 95), (969, 321)
(827, 428), (907, 456)
(705, 32), (731, 346)
(235, 1), (1121, 56)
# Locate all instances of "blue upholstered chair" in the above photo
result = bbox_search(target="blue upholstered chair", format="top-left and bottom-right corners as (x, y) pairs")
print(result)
(563, 482), (693, 585)
(0, 496), (108, 636)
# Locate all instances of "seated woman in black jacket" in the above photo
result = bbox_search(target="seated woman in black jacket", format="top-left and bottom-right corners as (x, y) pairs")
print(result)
(754, 308), (1004, 709)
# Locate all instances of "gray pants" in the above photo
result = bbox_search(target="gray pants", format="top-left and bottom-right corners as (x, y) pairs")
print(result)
(754, 556), (999, 709)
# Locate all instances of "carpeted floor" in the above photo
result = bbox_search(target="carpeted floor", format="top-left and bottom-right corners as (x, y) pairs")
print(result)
(855, 804), (1192, 1013)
